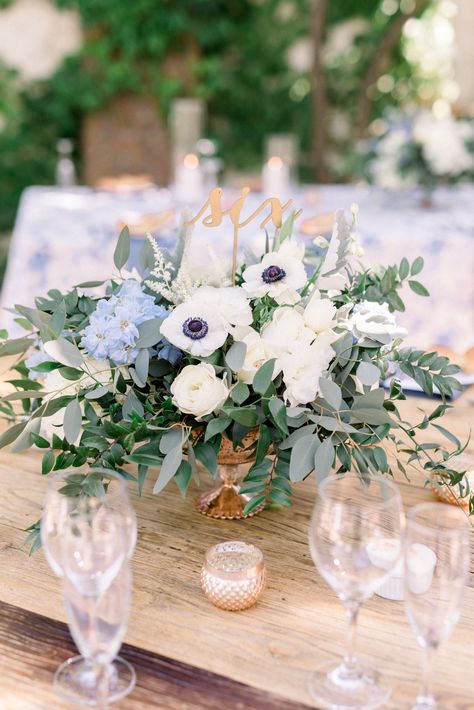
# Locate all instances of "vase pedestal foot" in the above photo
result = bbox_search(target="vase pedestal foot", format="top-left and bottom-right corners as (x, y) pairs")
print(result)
(195, 483), (265, 520)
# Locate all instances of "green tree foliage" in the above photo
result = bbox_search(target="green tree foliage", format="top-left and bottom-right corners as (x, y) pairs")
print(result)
(0, 0), (434, 230)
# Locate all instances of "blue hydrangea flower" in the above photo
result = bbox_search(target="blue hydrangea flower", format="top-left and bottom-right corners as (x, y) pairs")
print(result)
(81, 280), (167, 365)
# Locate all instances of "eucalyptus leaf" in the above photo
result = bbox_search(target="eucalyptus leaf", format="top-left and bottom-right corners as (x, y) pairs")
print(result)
(122, 389), (144, 419)
(314, 437), (335, 483)
(84, 385), (109, 400)
(160, 428), (184, 454)
(0, 337), (33, 357)
(356, 362), (380, 386)
(44, 337), (83, 368)
(204, 416), (231, 441)
(280, 424), (317, 450)
(225, 408), (258, 427)
(231, 381), (250, 405)
(408, 280), (429, 297)
(411, 256), (424, 276)
(289, 434), (320, 482)
(0, 421), (27, 449)
(268, 396), (288, 434)
(319, 377), (342, 410)
(194, 442), (218, 477)
(135, 348), (150, 383)
(63, 399), (82, 444)
(153, 445), (183, 494)
(114, 226), (131, 270)
(253, 359), (276, 396)
(135, 319), (163, 348)
(225, 341), (247, 372)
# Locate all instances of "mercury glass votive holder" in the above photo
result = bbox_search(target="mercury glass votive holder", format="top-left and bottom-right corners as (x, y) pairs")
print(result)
(201, 541), (266, 611)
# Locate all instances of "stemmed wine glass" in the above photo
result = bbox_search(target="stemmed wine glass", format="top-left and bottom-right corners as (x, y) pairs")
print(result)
(308, 472), (404, 710)
(404, 503), (470, 710)
(41, 469), (137, 706)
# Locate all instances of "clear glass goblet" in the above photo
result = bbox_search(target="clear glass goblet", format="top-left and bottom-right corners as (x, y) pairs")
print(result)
(41, 468), (137, 577)
(41, 469), (137, 706)
(57, 561), (135, 707)
(308, 472), (404, 710)
(404, 503), (470, 710)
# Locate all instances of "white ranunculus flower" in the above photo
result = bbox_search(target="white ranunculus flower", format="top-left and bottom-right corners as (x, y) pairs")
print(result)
(261, 306), (314, 358)
(303, 291), (338, 338)
(280, 337), (335, 406)
(348, 301), (407, 343)
(241, 243), (307, 305)
(235, 327), (276, 384)
(191, 286), (252, 327)
(171, 363), (229, 420)
(160, 302), (229, 357)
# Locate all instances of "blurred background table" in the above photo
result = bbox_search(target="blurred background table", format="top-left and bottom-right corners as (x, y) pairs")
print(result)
(1, 184), (473, 353)
(0, 365), (473, 708)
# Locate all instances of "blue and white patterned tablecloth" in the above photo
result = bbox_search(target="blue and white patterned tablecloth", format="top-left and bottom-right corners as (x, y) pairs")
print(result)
(1, 184), (473, 350)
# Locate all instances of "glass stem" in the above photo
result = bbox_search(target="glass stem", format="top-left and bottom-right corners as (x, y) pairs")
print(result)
(343, 601), (360, 673)
(418, 645), (435, 704)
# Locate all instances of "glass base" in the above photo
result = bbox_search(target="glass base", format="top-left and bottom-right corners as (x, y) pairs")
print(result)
(308, 659), (391, 710)
(54, 655), (136, 706)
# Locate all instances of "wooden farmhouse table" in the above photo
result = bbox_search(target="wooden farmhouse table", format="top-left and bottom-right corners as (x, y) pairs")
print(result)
(0, 365), (473, 709)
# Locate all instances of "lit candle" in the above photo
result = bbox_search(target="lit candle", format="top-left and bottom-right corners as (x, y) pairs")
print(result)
(200, 541), (266, 611)
(262, 155), (290, 199)
(174, 153), (204, 203)
(367, 538), (401, 570)
(367, 539), (437, 601)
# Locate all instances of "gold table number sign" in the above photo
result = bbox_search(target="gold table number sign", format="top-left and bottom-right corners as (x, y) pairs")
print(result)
(187, 187), (300, 283)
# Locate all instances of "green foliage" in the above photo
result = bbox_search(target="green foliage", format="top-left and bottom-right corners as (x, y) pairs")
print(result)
(0, 203), (471, 557)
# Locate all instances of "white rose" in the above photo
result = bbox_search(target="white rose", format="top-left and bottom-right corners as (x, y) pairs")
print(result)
(235, 328), (275, 385)
(170, 363), (229, 420)
(349, 301), (407, 343)
(261, 306), (314, 358)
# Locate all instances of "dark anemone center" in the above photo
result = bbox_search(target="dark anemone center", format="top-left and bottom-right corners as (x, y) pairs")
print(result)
(183, 317), (209, 340)
(262, 264), (286, 284)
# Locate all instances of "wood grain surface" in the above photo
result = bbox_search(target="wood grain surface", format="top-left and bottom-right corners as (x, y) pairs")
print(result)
(1, 362), (474, 709)
(0, 601), (313, 709)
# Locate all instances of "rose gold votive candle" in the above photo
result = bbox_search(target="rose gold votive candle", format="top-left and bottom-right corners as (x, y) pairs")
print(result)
(201, 541), (266, 611)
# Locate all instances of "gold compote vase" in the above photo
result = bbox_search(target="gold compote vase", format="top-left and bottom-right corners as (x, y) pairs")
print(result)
(194, 430), (265, 520)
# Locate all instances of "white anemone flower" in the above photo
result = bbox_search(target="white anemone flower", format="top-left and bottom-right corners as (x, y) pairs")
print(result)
(160, 302), (229, 357)
(241, 244), (307, 305)
(191, 285), (252, 327)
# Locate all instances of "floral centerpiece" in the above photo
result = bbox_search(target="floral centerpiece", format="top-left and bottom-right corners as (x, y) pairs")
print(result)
(363, 110), (474, 194)
(0, 194), (470, 551)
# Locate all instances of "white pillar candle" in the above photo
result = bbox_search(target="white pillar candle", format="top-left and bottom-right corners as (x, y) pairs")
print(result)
(367, 539), (437, 601)
(262, 156), (290, 200)
(174, 153), (204, 204)
(406, 543), (437, 595)
(367, 538), (401, 570)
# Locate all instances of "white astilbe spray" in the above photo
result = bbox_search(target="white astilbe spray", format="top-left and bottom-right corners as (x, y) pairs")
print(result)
(145, 233), (195, 304)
